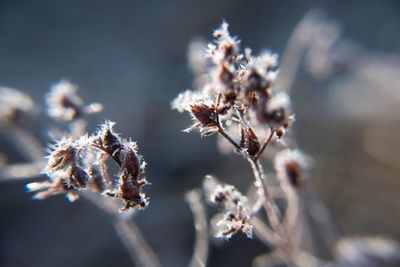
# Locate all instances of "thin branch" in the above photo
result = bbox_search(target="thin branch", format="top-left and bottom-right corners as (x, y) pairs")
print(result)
(0, 124), (162, 267)
(274, 9), (325, 93)
(4, 127), (45, 160)
(254, 129), (275, 161)
(217, 125), (241, 151)
(250, 216), (283, 249)
(249, 158), (284, 236)
(0, 162), (43, 181)
(115, 219), (162, 267)
(185, 190), (209, 267)
(83, 192), (162, 267)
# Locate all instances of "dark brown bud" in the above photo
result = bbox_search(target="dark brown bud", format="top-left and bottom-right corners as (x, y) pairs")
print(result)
(48, 145), (77, 171)
(276, 127), (285, 139)
(97, 125), (124, 164)
(266, 107), (285, 124)
(190, 104), (216, 126)
(285, 161), (302, 187)
(122, 147), (141, 181)
(59, 95), (82, 120)
(214, 191), (227, 203)
(69, 165), (90, 188)
(240, 126), (260, 156)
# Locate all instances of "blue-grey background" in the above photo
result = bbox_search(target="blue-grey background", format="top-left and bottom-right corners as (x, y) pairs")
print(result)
(1, 0), (400, 266)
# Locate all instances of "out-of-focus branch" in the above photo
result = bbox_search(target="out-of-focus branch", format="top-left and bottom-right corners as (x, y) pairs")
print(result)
(0, 162), (43, 181)
(83, 192), (162, 267)
(186, 190), (209, 267)
(274, 9), (325, 93)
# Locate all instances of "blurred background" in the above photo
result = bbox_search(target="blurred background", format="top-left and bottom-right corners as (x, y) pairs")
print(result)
(0, 0), (400, 266)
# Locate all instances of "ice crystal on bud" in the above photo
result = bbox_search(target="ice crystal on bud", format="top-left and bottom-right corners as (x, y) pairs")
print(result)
(46, 80), (102, 121)
(274, 149), (309, 187)
(105, 141), (149, 211)
(93, 120), (125, 164)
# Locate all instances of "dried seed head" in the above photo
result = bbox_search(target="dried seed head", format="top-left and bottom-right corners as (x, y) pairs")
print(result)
(190, 104), (216, 126)
(215, 207), (253, 240)
(46, 80), (102, 121)
(104, 140), (149, 211)
(203, 175), (253, 239)
(45, 137), (78, 173)
(28, 121), (150, 211)
(69, 165), (90, 188)
(0, 87), (37, 126)
(184, 103), (219, 137)
(261, 92), (294, 130)
(274, 149), (309, 187)
(94, 121), (124, 164)
(240, 125), (260, 156)
(209, 21), (240, 63)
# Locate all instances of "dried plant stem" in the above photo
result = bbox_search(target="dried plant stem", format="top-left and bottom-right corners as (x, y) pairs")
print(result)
(216, 124), (285, 237)
(2, 125), (161, 267)
(274, 9), (324, 93)
(250, 216), (283, 248)
(4, 127), (45, 161)
(254, 129), (275, 161)
(249, 158), (283, 235)
(217, 125), (241, 151)
(0, 162), (43, 181)
(281, 186), (300, 239)
(83, 192), (162, 267)
(185, 190), (209, 267)
(114, 219), (162, 267)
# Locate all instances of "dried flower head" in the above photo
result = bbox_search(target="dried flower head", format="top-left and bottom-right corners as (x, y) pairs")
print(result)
(274, 149), (309, 188)
(46, 80), (102, 121)
(173, 21), (295, 154)
(0, 87), (37, 126)
(203, 175), (253, 239)
(105, 141), (149, 211)
(26, 121), (150, 211)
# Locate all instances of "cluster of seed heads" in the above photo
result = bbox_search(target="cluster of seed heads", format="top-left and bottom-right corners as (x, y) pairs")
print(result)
(27, 121), (149, 211)
(203, 175), (253, 239)
(173, 22), (309, 241)
(20, 80), (149, 211)
(27, 122), (148, 210)
(173, 22), (295, 158)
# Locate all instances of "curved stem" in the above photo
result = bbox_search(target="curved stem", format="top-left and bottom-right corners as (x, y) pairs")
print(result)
(217, 126), (241, 151)
(249, 158), (283, 235)
(83, 192), (162, 267)
(254, 129), (275, 161)
(185, 190), (209, 267)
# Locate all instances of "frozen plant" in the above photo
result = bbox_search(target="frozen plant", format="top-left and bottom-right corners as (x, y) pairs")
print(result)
(0, 81), (160, 267)
(172, 22), (306, 249)
(173, 20), (400, 267)
(27, 121), (150, 211)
